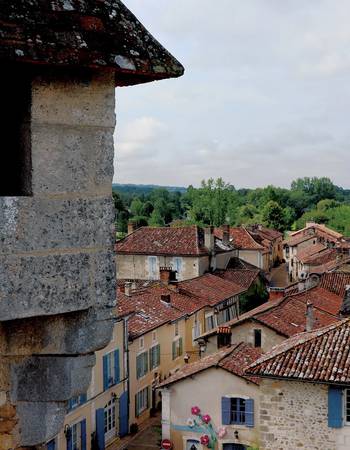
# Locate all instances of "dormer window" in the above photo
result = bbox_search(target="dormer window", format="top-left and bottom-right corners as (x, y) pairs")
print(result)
(1, 69), (32, 196)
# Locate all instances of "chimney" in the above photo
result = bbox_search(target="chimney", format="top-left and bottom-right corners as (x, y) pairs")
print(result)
(127, 222), (137, 235)
(161, 294), (171, 304)
(160, 267), (176, 285)
(125, 281), (132, 297)
(222, 224), (230, 246)
(306, 301), (314, 332)
(340, 285), (350, 317)
(204, 226), (215, 253)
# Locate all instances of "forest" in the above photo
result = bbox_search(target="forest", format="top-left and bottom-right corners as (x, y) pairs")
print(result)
(113, 177), (350, 237)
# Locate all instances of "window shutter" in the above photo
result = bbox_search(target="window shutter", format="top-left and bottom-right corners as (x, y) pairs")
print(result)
(149, 348), (153, 369)
(67, 398), (73, 412)
(221, 397), (231, 425)
(114, 349), (120, 383)
(135, 393), (139, 417)
(172, 341), (176, 360)
(245, 398), (254, 427)
(66, 426), (72, 450)
(147, 386), (150, 409)
(80, 393), (87, 405)
(157, 344), (161, 366)
(144, 351), (149, 374)
(103, 354), (108, 391)
(96, 408), (105, 450)
(179, 337), (183, 356)
(47, 440), (55, 450)
(136, 354), (141, 379)
(328, 387), (343, 428)
(81, 419), (87, 450)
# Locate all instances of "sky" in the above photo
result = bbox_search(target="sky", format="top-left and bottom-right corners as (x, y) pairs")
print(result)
(114, 0), (350, 189)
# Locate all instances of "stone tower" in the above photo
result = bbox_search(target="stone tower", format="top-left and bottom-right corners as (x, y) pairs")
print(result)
(0, 1), (183, 448)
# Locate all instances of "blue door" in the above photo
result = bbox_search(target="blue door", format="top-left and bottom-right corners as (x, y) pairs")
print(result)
(96, 408), (105, 450)
(119, 391), (129, 437)
(223, 445), (247, 450)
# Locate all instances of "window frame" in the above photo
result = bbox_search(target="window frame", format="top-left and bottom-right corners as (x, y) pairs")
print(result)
(136, 386), (149, 416)
(71, 421), (82, 450)
(149, 343), (160, 370)
(230, 397), (246, 425)
(148, 256), (158, 280)
(136, 350), (149, 379)
(172, 336), (183, 360)
(344, 388), (350, 425)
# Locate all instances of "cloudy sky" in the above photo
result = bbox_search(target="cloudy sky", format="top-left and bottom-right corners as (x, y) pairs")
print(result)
(114, 0), (350, 189)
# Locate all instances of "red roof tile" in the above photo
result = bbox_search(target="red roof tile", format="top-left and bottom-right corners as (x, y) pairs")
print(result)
(214, 269), (260, 291)
(296, 243), (327, 263)
(319, 272), (350, 297)
(283, 233), (316, 247)
(247, 319), (350, 384)
(159, 342), (262, 388)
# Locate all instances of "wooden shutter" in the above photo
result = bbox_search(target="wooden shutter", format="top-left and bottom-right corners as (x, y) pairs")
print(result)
(221, 397), (231, 425)
(144, 351), (148, 374)
(96, 408), (105, 450)
(328, 386), (343, 428)
(80, 419), (87, 450)
(149, 348), (153, 369)
(103, 354), (109, 390)
(172, 341), (176, 360)
(179, 337), (183, 356)
(119, 390), (129, 438)
(245, 398), (254, 427)
(135, 392), (139, 417)
(136, 354), (141, 379)
(157, 344), (161, 366)
(114, 349), (120, 383)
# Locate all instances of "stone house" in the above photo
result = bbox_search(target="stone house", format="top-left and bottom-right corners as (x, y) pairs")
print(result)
(117, 272), (247, 428)
(246, 225), (283, 268)
(52, 314), (130, 450)
(158, 343), (262, 450)
(196, 271), (350, 355)
(116, 226), (236, 281)
(247, 317), (350, 450)
(0, 0), (183, 447)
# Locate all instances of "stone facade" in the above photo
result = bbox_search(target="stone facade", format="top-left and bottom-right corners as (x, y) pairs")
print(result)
(259, 379), (336, 450)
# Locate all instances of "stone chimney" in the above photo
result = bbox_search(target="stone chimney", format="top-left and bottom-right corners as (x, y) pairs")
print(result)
(306, 301), (314, 332)
(204, 226), (215, 253)
(340, 286), (350, 317)
(125, 281), (132, 297)
(160, 267), (177, 285)
(222, 224), (230, 246)
(128, 222), (137, 235)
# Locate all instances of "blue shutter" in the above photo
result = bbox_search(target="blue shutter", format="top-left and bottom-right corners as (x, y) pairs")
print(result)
(245, 398), (254, 427)
(103, 354), (108, 391)
(66, 426), (72, 450)
(96, 408), (105, 450)
(67, 398), (73, 412)
(80, 393), (87, 405)
(119, 391), (129, 437)
(328, 387), (343, 428)
(47, 439), (55, 450)
(221, 397), (231, 425)
(81, 419), (87, 450)
(144, 351), (148, 374)
(114, 349), (120, 384)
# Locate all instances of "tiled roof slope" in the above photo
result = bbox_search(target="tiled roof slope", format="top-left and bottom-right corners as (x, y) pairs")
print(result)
(290, 223), (343, 240)
(215, 268), (260, 291)
(0, 0), (184, 86)
(302, 248), (337, 265)
(319, 272), (350, 297)
(283, 233), (316, 247)
(296, 243), (327, 263)
(116, 226), (232, 256)
(214, 227), (265, 251)
(247, 319), (350, 384)
(158, 342), (262, 388)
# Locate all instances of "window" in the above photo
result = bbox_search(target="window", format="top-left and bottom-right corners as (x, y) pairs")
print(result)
(345, 389), (350, 424)
(172, 257), (183, 280)
(103, 350), (120, 390)
(222, 397), (254, 427)
(148, 256), (158, 280)
(174, 322), (179, 337)
(217, 332), (231, 348)
(217, 306), (237, 325)
(46, 439), (56, 450)
(135, 386), (149, 416)
(68, 393), (87, 412)
(152, 331), (157, 343)
(1, 70), (32, 196)
(172, 337), (183, 360)
(149, 344), (160, 370)
(205, 311), (216, 331)
(104, 398), (116, 441)
(139, 336), (145, 349)
(192, 321), (201, 342)
(136, 351), (149, 379)
(254, 329), (262, 348)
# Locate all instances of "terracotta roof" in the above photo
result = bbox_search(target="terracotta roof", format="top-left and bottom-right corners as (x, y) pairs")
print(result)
(283, 233), (316, 247)
(319, 272), (350, 297)
(250, 225), (282, 242)
(302, 248), (337, 266)
(247, 319), (350, 384)
(214, 227), (264, 251)
(0, 0), (184, 86)
(158, 342), (262, 388)
(116, 226), (232, 256)
(178, 273), (245, 306)
(290, 223), (343, 240)
(296, 243), (327, 263)
(214, 269), (260, 291)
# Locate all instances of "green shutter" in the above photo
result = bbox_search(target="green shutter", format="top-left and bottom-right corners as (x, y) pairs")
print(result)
(179, 337), (183, 356)
(157, 344), (161, 366)
(144, 351), (148, 374)
(172, 341), (176, 360)
(136, 354), (141, 379)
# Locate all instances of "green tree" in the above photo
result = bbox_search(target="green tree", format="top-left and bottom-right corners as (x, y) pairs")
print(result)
(261, 201), (285, 231)
(148, 209), (165, 227)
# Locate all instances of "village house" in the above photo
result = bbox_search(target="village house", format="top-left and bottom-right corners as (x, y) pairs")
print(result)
(116, 226), (236, 281)
(247, 314), (350, 450)
(117, 270), (247, 428)
(0, 1), (183, 447)
(196, 272), (350, 355)
(52, 313), (130, 450)
(214, 226), (271, 272)
(283, 222), (345, 281)
(246, 225), (283, 268)
(159, 343), (262, 450)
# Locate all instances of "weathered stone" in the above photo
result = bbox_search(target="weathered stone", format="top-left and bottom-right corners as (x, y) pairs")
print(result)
(0, 404), (16, 420)
(0, 419), (17, 434)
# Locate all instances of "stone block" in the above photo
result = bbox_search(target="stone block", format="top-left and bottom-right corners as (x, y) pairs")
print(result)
(11, 354), (95, 402)
(93, 250), (117, 308)
(31, 125), (114, 194)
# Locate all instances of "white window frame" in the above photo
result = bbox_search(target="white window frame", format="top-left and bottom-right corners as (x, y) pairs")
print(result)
(172, 257), (183, 280)
(148, 256), (158, 280)
(150, 343), (160, 370)
(172, 336), (183, 360)
(104, 397), (116, 442)
(152, 331), (157, 343)
(105, 350), (116, 387)
(345, 389), (350, 425)
(71, 421), (82, 450)
(192, 320), (201, 342)
(205, 311), (217, 331)
(136, 386), (149, 416)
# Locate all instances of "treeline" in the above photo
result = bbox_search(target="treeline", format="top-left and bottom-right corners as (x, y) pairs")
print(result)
(113, 177), (350, 236)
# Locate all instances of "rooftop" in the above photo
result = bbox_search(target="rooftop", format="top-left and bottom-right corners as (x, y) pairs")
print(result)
(214, 227), (265, 251)
(247, 318), (350, 385)
(159, 342), (262, 388)
(296, 243), (327, 263)
(116, 226), (233, 256)
(0, 0), (184, 86)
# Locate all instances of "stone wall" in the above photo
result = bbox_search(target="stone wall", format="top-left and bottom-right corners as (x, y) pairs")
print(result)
(0, 69), (116, 448)
(259, 379), (336, 450)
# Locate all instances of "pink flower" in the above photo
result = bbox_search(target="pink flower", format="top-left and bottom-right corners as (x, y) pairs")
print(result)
(202, 414), (211, 424)
(191, 406), (201, 415)
(218, 426), (227, 438)
(200, 435), (210, 446)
